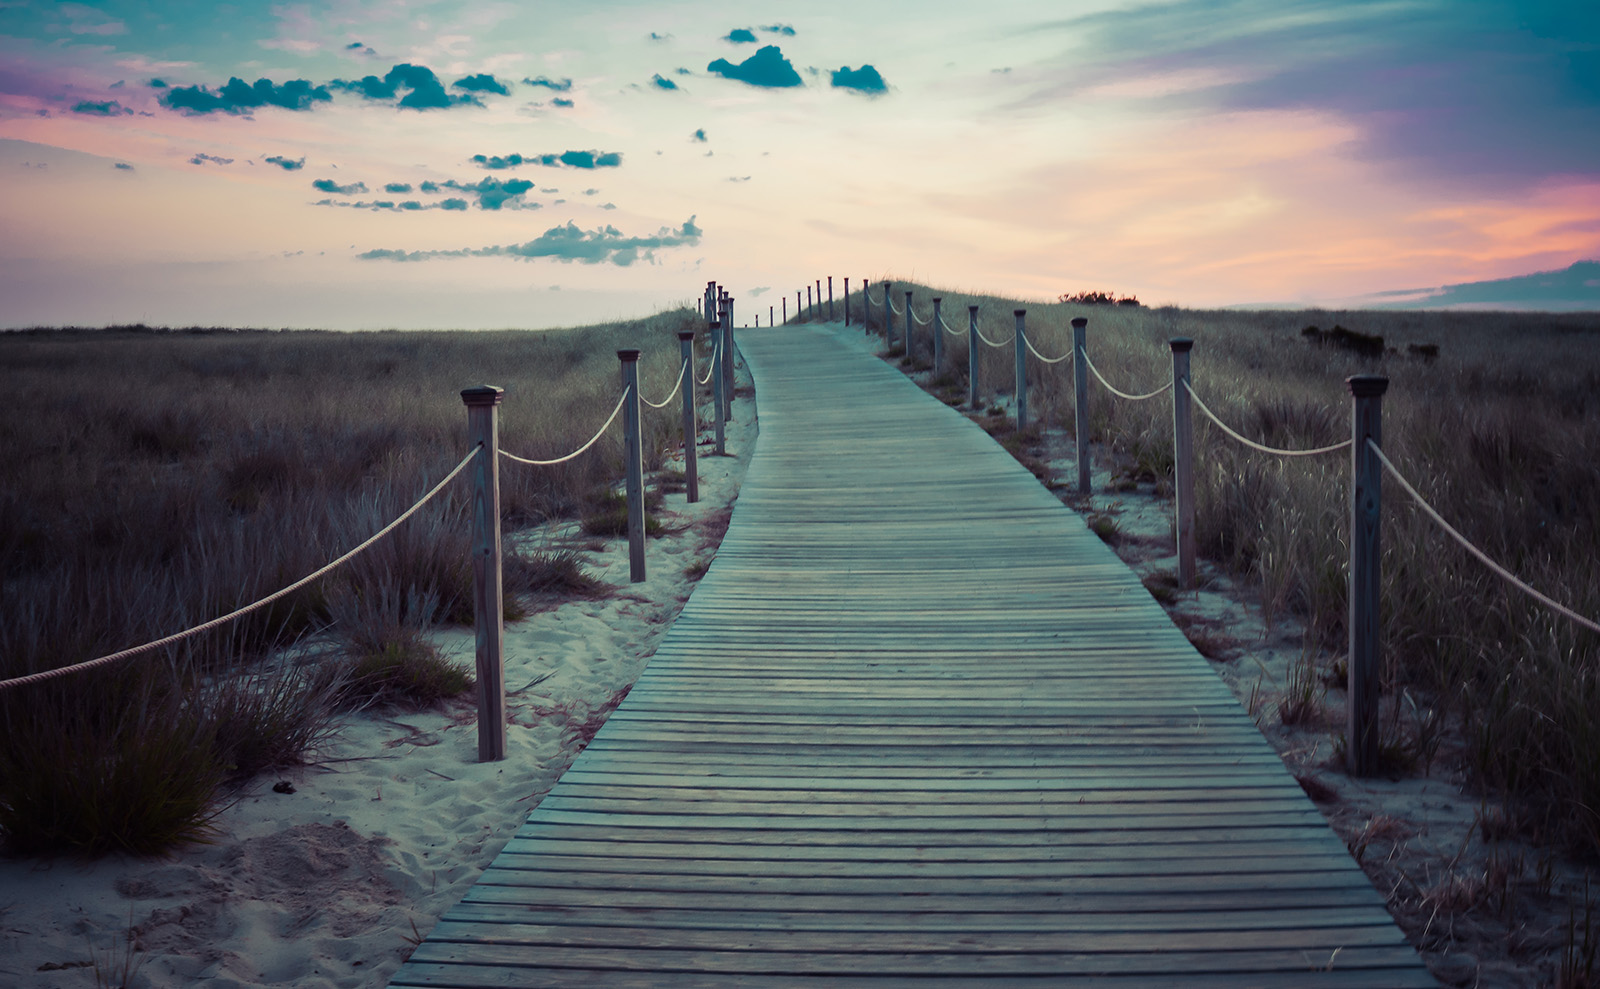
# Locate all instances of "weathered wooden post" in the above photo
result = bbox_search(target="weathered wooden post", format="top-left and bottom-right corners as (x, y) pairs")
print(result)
(710, 320), (726, 455)
(844, 277), (851, 326)
(967, 305), (980, 408)
(679, 330), (699, 504)
(1170, 338), (1195, 587)
(1347, 374), (1388, 777)
(720, 296), (734, 417)
(461, 385), (506, 762)
(806, 284), (813, 320)
(932, 297), (943, 371)
(882, 281), (893, 348)
(617, 351), (646, 583)
(1072, 317), (1090, 495)
(1014, 310), (1028, 431)
(826, 278), (833, 321)
(796, 290), (801, 323)
(704, 281), (715, 322)
(816, 279), (822, 320)
(903, 291), (914, 361)
(769, 305), (774, 327)
(782, 296), (787, 324)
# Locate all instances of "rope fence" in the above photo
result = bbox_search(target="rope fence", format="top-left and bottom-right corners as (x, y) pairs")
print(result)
(783, 271), (1596, 777)
(0, 446), (480, 693)
(5, 315), (736, 761)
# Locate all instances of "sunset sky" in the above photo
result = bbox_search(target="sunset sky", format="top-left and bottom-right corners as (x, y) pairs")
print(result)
(2, 0), (1597, 329)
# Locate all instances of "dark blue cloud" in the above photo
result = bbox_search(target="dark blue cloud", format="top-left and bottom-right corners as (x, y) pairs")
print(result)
(651, 73), (678, 90)
(762, 24), (797, 36)
(522, 75), (573, 91)
(72, 99), (132, 116)
(148, 78), (167, 88)
(314, 196), (489, 213)
(442, 176), (535, 209)
(551, 97), (574, 107)
(708, 45), (802, 88)
(329, 64), (478, 109)
(113, 162), (134, 170)
(831, 64), (887, 94)
(264, 155), (305, 170)
(346, 41), (364, 50)
(452, 73), (509, 95)
(190, 152), (234, 165)
(692, 128), (707, 142)
(385, 182), (412, 193)
(358, 216), (702, 265)
(725, 28), (757, 43)
(470, 151), (622, 170)
(164, 77), (332, 114)
(649, 32), (671, 41)
(312, 178), (367, 194)
(1033, 0), (1600, 193)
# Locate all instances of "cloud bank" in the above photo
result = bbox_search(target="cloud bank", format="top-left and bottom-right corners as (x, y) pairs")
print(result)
(359, 217), (702, 265)
(708, 46), (802, 88)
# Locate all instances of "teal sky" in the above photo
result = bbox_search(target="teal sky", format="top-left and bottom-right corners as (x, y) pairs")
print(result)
(1, 1), (1597, 328)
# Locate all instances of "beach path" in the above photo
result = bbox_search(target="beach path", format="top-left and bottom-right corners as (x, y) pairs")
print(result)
(389, 324), (1433, 987)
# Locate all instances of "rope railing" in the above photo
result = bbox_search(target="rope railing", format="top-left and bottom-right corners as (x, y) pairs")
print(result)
(499, 388), (631, 467)
(1025, 335), (1073, 366)
(939, 313), (965, 337)
(0, 446), (480, 692)
(889, 297), (905, 316)
(1370, 442), (1600, 634)
(911, 308), (932, 326)
(699, 338), (720, 386)
(975, 325), (1015, 349)
(641, 360), (688, 410)
(1184, 380), (1352, 457)
(1079, 351), (1169, 399)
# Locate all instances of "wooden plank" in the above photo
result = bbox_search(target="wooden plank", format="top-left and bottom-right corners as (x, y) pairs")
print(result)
(388, 325), (1429, 987)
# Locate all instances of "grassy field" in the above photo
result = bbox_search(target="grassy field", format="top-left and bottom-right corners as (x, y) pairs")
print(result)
(0, 310), (704, 854)
(833, 284), (1600, 854)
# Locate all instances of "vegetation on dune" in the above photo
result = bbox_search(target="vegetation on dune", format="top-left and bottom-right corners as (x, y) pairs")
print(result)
(0, 309), (706, 856)
(836, 281), (1600, 854)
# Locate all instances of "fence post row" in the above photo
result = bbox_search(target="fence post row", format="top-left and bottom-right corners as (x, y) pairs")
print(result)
(616, 351), (646, 584)
(1072, 318), (1090, 495)
(967, 305), (980, 409)
(1170, 338), (1195, 587)
(1347, 374), (1388, 777)
(1014, 311), (1029, 432)
(678, 330), (700, 504)
(461, 385), (507, 762)
(932, 297), (943, 371)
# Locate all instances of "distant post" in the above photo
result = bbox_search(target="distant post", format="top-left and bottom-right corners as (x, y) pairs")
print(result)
(932, 297), (943, 371)
(967, 305), (980, 408)
(816, 279), (822, 320)
(461, 385), (506, 763)
(704, 281), (715, 323)
(769, 305), (774, 327)
(844, 278), (851, 326)
(806, 286), (812, 321)
(903, 292), (913, 361)
(618, 351), (646, 583)
(783, 297), (788, 324)
(1347, 374), (1388, 777)
(827, 276), (835, 321)
(1170, 338), (1195, 587)
(861, 279), (870, 333)
(796, 290), (800, 322)
(678, 331), (699, 504)
(720, 296), (734, 415)
(710, 320), (726, 455)
(1014, 310), (1028, 431)
(1072, 317), (1090, 495)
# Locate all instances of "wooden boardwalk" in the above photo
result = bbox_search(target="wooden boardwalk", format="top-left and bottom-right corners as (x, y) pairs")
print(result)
(390, 325), (1433, 987)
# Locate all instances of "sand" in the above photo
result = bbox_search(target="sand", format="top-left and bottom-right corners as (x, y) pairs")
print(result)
(0, 364), (758, 988)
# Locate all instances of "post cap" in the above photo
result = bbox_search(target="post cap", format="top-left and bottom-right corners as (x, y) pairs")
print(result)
(1169, 337), (1194, 352)
(460, 385), (504, 406)
(1014, 309), (1026, 317)
(617, 348), (641, 362)
(1071, 317), (1088, 328)
(678, 330), (695, 341)
(1346, 374), (1389, 398)
(968, 304), (979, 312)
(708, 319), (720, 329)
(933, 297), (942, 303)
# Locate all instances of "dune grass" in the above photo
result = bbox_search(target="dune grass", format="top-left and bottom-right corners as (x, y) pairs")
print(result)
(825, 282), (1600, 853)
(0, 309), (706, 856)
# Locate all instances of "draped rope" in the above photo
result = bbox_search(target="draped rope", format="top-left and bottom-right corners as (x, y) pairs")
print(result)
(1184, 381), (1352, 457)
(939, 314), (965, 337)
(0, 447), (480, 691)
(641, 360), (688, 410)
(1081, 351), (1171, 400)
(1370, 442), (1600, 634)
(1024, 335), (1073, 366)
(975, 325), (1015, 348)
(500, 388), (631, 466)
(889, 298), (905, 316)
